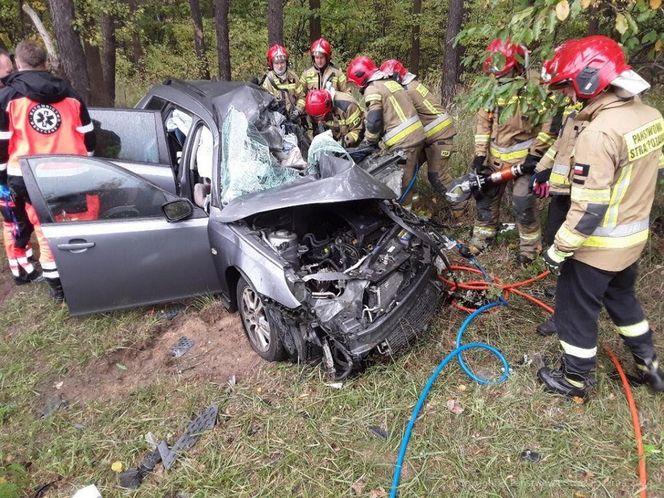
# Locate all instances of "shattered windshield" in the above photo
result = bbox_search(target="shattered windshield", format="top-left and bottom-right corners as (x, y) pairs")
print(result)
(219, 106), (305, 205)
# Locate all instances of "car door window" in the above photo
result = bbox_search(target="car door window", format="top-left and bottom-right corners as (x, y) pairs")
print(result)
(90, 109), (170, 165)
(27, 156), (174, 223)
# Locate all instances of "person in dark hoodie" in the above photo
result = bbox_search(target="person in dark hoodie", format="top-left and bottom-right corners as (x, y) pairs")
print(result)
(0, 39), (95, 301)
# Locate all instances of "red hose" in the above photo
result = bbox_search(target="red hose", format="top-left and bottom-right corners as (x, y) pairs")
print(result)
(440, 264), (648, 495)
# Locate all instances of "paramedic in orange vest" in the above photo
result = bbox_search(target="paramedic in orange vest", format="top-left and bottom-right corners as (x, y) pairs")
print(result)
(0, 40), (96, 301)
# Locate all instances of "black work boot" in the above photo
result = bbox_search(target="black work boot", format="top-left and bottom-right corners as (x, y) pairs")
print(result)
(516, 254), (535, 268)
(537, 366), (589, 399)
(536, 316), (557, 337)
(46, 278), (65, 303)
(14, 268), (44, 286)
(634, 357), (664, 393)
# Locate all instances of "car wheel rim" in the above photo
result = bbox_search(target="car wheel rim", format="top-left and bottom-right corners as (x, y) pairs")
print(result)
(241, 286), (271, 353)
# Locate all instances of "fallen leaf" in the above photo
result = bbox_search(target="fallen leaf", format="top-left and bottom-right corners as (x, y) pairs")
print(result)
(457, 384), (467, 392)
(556, 0), (570, 21)
(54, 381), (64, 390)
(573, 493), (588, 498)
(111, 461), (124, 473)
(446, 399), (464, 415)
(615, 13), (628, 34)
(369, 488), (388, 498)
(572, 396), (585, 405)
(580, 0), (592, 8)
(115, 362), (127, 371)
(324, 382), (344, 389)
(351, 477), (367, 495)
(655, 39), (663, 52)
(650, 0), (661, 9)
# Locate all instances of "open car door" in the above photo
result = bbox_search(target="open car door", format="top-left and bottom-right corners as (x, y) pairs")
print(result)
(21, 155), (223, 315)
(89, 108), (177, 194)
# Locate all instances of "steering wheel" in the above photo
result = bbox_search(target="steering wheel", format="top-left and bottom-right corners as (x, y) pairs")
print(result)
(101, 205), (141, 220)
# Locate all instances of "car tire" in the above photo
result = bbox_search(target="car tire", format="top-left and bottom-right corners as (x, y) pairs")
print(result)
(236, 276), (287, 362)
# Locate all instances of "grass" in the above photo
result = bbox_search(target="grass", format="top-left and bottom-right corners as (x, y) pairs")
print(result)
(1, 90), (663, 497)
(1, 240), (663, 497)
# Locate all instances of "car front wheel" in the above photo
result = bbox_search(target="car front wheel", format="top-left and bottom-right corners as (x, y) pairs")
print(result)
(237, 276), (287, 362)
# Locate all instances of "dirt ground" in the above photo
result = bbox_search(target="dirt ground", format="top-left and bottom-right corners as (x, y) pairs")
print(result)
(55, 302), (264, 404)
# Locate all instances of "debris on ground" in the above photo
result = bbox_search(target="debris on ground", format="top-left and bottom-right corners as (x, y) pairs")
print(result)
(31, 478), (59, 498)
(446, 399), (464, 415)
(71, 484), (102, 498)
(520, 449), (542, 463)
(38, 395), (67, 419)
(324, 382), (344, 389)
(170, 336), (194, 358)
(368, 426), (388, 440)
(155, 306), (185, 321)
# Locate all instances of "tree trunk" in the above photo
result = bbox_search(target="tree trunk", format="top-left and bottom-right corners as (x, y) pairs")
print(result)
(188, 0), (210, 79)
(409, 0), (422, 75)
(22, 3), (59, 73)
(127, 0), (144, 70)
(84, 42), (107, 106)
(214, 0), (231, 80)
(441, 0), (464, 106)
(267, 0), (284, 46)
(309, 0), (320, 42)
(47, 0), (90, 103)
(101, 14), (116, 105)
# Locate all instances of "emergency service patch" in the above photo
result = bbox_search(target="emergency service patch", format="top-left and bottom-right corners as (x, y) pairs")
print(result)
(572, 163), (589, 185)
(29, 104), (62, 135)
(624, 117), (664, 162)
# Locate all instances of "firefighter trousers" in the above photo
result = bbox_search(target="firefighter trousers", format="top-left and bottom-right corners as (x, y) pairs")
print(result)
(555, 259), (655, 383)
(5, 175), (58, 281)
(543, 194), (571, 246)
(419, 138), (453, 195)
(399, 144), (424, 210)
(471, 170), (541, 257)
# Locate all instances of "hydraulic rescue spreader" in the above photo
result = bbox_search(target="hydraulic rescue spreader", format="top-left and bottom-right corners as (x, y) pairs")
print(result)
(445, 163), (527, 204)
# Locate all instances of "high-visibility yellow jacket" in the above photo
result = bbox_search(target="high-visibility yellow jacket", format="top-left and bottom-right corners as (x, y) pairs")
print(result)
(296, 64), (348, 111)
(402, 76), (455, 145)
(535, 102), (585, 195)
(554, 90), (664, 271)
(308, 91), (364, 147)
(363, 77), (424, 150)
(474, 96), (555, 166)
(261, 70), (303, 112)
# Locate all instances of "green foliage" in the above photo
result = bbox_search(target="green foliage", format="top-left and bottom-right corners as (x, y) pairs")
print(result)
(457, 0), (664, 124)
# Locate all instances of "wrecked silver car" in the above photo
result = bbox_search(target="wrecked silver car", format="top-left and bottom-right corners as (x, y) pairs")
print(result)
(20, 80), (453, 378)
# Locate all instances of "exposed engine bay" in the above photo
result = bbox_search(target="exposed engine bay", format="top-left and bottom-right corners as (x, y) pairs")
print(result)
(245, 200), (451, 379)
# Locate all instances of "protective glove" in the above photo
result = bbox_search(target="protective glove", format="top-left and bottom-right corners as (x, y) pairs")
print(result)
(289, 108), (302, 122)
(471, 155), (486, 174)
(531, 168), (552, 198)
(543, 245), (573, 277)
(521, 154), (540, 174)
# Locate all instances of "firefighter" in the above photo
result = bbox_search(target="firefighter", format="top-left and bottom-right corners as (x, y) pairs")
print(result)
(304, 89), (363, 147)
(530, 101), (584, 336)
(0, 40), (95, 301)
(469, 38), (556, 266)
(380, 59), (459, 218)
(296, 38), (348, 112)
(537, 35), (664, 398)
(346, 56), (425, 209)
(261, 44), (303, 115)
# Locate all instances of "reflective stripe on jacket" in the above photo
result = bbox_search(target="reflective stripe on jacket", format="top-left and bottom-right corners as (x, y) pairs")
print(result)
(554, 90), (664, 271)
(261, 70), (303, 112)
(363, 78), (424, 150)
(296, 64), (348, 111)
(404, 80), (455, 144)
(308, 91), (364, 147)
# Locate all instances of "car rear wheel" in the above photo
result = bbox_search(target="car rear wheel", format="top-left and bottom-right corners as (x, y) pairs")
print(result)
(237, 276), (287, 362)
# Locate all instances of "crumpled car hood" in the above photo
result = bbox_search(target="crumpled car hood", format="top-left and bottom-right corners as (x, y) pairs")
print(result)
(219, 155), (396, 222)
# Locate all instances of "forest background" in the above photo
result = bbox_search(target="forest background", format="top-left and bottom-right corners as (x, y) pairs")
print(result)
(0, 0), (662, 112)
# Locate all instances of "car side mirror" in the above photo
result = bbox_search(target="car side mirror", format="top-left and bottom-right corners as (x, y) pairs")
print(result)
(162, 198), (194, 222)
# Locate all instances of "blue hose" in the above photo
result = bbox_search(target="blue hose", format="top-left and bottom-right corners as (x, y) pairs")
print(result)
(389, 300), (509, 498)
(398, 162), (421, 205)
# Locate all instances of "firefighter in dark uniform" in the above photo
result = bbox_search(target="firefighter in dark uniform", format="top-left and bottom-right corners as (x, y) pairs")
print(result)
(0, 40), (95, 301)
(537, 35), (664, 398)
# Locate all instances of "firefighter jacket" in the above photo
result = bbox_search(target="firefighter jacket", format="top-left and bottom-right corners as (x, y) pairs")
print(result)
(308, 90), (363, 147)
(261, 69), (303, 113)
(554, 89), (664, 272)
(403, 76), (455, 145)
(535, 103), (585, 195)
(0, 70), (95, 182)
(363, 77), (425, 150)
(296, 64), (348, 111)
(474, 96), (556, 167)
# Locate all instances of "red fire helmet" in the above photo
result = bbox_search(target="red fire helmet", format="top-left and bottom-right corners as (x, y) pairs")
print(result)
(305, 89), (333, 119)
(347, 56), (378, 89)
(310, 38), (333, 60)
(267, 44), (289, 69)
(541, 35), (630, 99)
(483, 38), (527, 77)
(380, 59), (408, 81)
